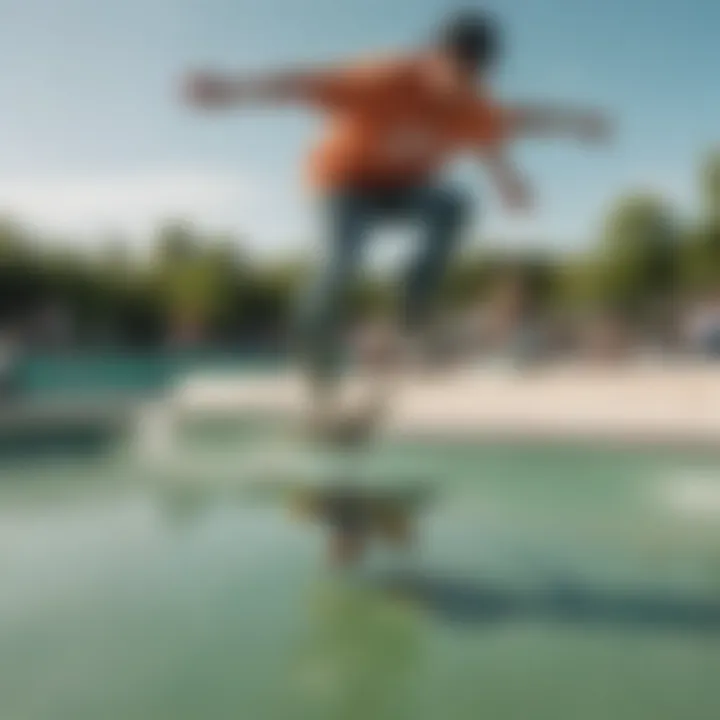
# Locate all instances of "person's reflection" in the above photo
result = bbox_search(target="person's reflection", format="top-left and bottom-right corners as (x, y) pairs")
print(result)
(290, 485), (418, 567)
(290, 575), (426, 719)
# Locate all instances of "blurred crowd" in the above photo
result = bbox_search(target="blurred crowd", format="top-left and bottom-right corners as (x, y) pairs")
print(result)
(351, 279), (720, 373)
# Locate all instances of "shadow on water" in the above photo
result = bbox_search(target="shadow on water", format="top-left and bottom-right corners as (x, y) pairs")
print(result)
(372, 572), (720, 634)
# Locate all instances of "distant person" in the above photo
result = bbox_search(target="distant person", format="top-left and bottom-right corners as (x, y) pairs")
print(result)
(184, 9), (611, 429)
(35, 301), (73, 350)
(686, 294), (720, 359)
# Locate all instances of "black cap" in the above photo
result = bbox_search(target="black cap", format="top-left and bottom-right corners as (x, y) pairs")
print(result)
(438, 9), (501, 70)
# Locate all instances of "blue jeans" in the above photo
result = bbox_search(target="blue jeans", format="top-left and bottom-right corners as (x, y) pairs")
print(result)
(297, 184), (469, 384)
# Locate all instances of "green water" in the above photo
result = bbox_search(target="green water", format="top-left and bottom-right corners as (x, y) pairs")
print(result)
(2, 434), (720, 720)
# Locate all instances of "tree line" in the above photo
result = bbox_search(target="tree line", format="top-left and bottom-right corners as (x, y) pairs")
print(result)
(0, 152), (718, 350)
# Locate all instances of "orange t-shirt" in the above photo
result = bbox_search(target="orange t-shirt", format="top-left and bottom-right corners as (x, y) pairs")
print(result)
(304, 55), (517, 191)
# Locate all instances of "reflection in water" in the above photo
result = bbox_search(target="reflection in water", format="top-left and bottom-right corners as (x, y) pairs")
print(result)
(290, 576), (426, 720)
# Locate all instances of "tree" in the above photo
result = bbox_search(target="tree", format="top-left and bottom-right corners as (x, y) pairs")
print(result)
(679, 151), (720, 295)
(595, 193), (680, 313)
(150, 223), (225, 343)
(154, 220), (199, 263)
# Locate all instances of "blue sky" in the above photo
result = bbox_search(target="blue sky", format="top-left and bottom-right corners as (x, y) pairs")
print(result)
(0, 0), (718, 257)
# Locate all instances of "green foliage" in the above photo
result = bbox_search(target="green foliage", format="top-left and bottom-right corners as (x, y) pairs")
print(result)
(594, 193), (680, 312)
(0, 149), (718, 345)
(681, 223), (720, 295)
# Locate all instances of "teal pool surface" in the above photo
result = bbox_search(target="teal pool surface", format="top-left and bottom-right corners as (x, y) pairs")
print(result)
(13, 350), (284, 398)
(2, 429), (720, 720)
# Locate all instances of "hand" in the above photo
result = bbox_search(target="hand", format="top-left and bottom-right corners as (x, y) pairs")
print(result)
(183, 71), (233, 108)
(502, 177), (534, 213)
(575, 110), (612, 144)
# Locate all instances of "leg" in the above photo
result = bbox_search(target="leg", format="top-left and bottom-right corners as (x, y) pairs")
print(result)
(400, 186), (470, 338)
(295, 192), (371, 410)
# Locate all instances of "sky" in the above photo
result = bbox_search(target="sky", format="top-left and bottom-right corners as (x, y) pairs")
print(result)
(0, 0), (718, 259)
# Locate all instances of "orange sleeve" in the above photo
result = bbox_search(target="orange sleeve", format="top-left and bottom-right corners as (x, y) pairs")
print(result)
(459, 97), (521, 148)
(302, 56), (412, 110)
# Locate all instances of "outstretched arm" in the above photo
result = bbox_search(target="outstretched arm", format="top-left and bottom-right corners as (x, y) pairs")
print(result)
(183, 68), (336, 109)
(182, 58), (396, 111)
(509, 104), (612, 143)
